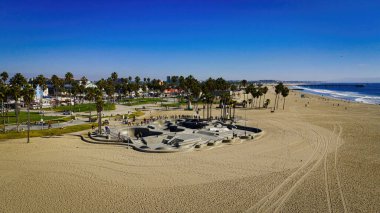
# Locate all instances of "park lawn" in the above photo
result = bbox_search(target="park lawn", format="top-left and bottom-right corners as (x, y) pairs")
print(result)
(50, 103), (116, 112)
(128, 110), (145, 118)
(123, 97), (166, 106)
(111, 111), (145, 120)
(0, 111), (65, 125)
(0, 123), (97, 140)
(161, 103), (183, 107)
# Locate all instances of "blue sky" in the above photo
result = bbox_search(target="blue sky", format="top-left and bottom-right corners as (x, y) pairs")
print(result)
(0, 0), (379, 81)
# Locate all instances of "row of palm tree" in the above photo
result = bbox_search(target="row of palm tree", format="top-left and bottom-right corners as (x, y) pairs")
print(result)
(0, 71), (292, 139)
(244, 84), (269, 109)
(274, 82), (290, 110)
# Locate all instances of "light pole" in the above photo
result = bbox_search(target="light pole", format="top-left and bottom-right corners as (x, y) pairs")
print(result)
(27, 106), (30, 143)
(245, 107), (247, 136)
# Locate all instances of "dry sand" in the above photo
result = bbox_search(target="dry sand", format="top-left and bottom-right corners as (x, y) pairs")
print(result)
(0, 89), (379, 212)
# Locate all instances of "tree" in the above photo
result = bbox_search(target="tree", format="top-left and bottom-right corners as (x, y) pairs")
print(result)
(0, 71), (9, 132)
(135, 76), (140, 85)
(246, 84), (257, 108)
(264, 99), (271, 108)
(282, 87), (289, 110)
(85, 87), (96, 122)
(34, 74), (47, 109)
(1, 71), (9, 83)
(51, 75), (61, 98)
(261, 86), (268, 108)
(241, 79), (248, 88)
(274, 83), (284, 110)
(64, 72), (75, 110)
(9, 73), (27, 132)
(230, 84), (237, 91)
(257, 86), (263, 108)
(95, 89), (104, 134)
(96, 78), (107, 91)
(64, 72), (74, 84)
(22, 84), (35, 143)
(104, 79), (116, 103)
(111, 72), (118, 82)
(71, 81), (81, 108)
(0, 81), (8, 132)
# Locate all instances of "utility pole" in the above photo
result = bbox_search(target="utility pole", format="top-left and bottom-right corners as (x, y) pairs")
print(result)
(27, 105), (30, 143)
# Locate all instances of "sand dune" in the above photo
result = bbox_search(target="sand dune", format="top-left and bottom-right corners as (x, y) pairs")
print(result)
(0, 89), (379, 212)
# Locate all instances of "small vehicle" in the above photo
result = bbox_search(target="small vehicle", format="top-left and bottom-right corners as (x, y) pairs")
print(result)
(63, 111), (72, 115)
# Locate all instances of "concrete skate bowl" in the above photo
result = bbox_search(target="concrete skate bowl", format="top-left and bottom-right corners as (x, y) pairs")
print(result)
(121, 127), (163, 139)
(234, 125), (262, 133)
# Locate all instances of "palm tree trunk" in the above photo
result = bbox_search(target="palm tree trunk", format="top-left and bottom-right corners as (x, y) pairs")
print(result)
(259, 96), (262, 108)
(220, 103), (223, 119)
(98, 111), (102, 134)
(233, 105), (235, 120)
(203, 103), (205, 119)
(210, 103), (212, 120)
(2, 100), (5, 132)
(283, 98), (286, 110)
(15, 100), (20, 132)
(274, 94), (277, 110)
(263, 94), (266, 108)
(229, 105), (232, 120)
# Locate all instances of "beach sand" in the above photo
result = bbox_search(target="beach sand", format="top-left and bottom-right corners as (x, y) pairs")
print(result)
(0, 89), (379, 212)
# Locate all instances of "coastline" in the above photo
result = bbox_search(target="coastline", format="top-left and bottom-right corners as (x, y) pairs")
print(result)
(289, 83), (380, 105)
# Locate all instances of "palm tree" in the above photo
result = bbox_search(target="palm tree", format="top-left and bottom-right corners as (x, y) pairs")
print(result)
(34, 74), (47, 109)
(231, 100), (237, 120)
(9, 73), (27, 132)
(65, 72), (75, 109)
(1, 71), (9, 83)
(171, 76), (178, 86)
(104, 79), (116, 103)
(274, 83), (284, 110)
(282, 87), (290, 110)
(241, 79), (248, 88)
(95, 89), (104, 134)
(79, 76), (87, 103)
(257, 86), (263, 108)
(85, 87), (96, 122)
(22, 84), (35, 143)
(135, 76), (141, 85)
(51, 75), (60, 106)
(247, 84), (257, 108)
(111, 72), (118, 82)
(1, 72), (9, 126)
(64, 72), (74, 83)
(264, 99), (271, 108)
(261, 86), (268, 108)
(0, 82), (8, 133)
(71, 81), (81, 110)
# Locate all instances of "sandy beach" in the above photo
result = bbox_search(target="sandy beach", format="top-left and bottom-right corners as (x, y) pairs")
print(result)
(0, 89), (379, 212)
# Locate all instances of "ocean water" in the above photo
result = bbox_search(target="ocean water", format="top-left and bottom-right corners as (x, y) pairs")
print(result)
(292, 83), (380, 105)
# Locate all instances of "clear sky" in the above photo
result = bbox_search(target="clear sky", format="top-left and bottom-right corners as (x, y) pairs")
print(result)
(0, 0), (379, 81)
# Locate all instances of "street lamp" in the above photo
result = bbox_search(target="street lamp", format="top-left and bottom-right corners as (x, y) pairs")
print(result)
(245, 107), (247, 136)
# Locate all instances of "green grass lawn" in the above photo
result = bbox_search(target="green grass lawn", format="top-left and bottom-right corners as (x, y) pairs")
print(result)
(0, 111), (66, 125)
(49, 103), (115, 112)
(122, 97), (166, 106)
(0, 123), (96, 140)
